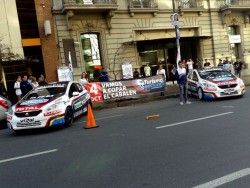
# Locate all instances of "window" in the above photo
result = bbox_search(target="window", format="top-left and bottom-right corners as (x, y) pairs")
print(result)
(68, 84), (78, 98)
(192, 71), (198, 81)
(81, 33), (102, 80)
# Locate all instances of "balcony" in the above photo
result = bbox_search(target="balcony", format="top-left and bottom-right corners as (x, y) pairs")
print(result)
(218, 0), (250, 11)
(218, 0), (250, 25)
(177, 0), (204, 15)
(62, 0), (118, 14)
(128, 0), (159, 17)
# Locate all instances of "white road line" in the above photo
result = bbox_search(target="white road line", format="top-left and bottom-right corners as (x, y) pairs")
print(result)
(156, 112), (234, 129)
(74, 114), (124, 124)
(193, 168), (250, 188)
(0, 149), (58, 164)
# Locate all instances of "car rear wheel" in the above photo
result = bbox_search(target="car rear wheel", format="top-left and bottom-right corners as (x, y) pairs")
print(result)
(198, 88), (204, 100)
(65, 107), (73, 127)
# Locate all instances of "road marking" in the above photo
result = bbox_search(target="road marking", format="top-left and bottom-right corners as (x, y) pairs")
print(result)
(193, 168), (250, 188)
(75, 114), (124, 124)
(0, 149), (58, 164)
(222, 106), (235, 108)
(156, 112), (234, 129)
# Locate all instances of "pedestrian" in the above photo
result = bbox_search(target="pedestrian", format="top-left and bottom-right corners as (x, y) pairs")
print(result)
(156, 65), (166, 80)
(14, 76), (22, 101)
(186, 59), (194, 72)
(144, 63), (151, 77)
(204, 62), (211, 68)
(233, 57), (244, 77)
(38, 74), (47, 86)
(20, 75), (33, 97)
(100, 68), (109, 82)
(79, 72), (88, 87)
(223, 57), (232, 72)
(93, 69), (101, 82)
(170, 64), (178, 85)
(0, 77), (8, 98)
(133, 68), (140, 78)
(27, 75), (32, 84)
(31, 77), (39, 88)
(217, 59), (223, 68)
(173, 61), (191, 105)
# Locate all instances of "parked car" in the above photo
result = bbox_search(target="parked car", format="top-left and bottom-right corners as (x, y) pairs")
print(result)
(187, 68), (245, 100)
(7, 81), (91, 131)
(0, 95), (12, 127)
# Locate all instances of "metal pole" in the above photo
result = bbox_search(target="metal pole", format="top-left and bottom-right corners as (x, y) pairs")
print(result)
(172, 0), (181, 66)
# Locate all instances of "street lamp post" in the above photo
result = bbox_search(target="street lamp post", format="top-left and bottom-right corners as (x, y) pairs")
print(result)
(172, 0), (181, 66)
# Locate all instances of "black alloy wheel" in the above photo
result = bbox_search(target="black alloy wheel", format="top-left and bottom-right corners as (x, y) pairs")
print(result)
(65, 107), (73, 127)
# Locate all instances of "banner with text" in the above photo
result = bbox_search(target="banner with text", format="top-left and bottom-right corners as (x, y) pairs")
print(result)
(86, 75), (165, 103)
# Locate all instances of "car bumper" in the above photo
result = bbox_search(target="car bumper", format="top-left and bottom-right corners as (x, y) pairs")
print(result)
(203, 87), (245, 99)
(7, 113), (66, 130)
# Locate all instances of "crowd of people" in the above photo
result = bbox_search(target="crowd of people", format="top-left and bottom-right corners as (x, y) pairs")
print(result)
(0, 74), (47, 102)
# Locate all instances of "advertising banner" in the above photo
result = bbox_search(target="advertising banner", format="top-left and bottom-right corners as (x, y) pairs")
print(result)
(86, 75), (165, 103)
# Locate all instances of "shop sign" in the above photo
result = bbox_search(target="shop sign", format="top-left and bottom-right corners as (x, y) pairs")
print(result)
(228, 35), (241, 44)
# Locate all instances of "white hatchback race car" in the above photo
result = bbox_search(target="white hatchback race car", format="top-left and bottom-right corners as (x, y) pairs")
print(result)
(187, 68), (245, 100)
(7, 81), (91, 131)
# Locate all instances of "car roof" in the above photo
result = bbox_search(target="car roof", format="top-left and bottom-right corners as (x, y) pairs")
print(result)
(196, 67), (225, 72)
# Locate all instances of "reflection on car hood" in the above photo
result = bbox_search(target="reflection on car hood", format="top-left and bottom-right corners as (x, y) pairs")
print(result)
(15, 97), (59, 112)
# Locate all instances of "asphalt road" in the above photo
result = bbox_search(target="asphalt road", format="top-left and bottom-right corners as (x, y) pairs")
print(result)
(1, 88), (250, 188)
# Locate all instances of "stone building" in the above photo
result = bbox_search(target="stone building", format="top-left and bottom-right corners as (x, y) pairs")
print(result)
(53, 0), (250, 83)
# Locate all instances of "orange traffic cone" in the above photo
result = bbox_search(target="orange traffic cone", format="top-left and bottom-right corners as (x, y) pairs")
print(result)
(84, 104), (99, 129)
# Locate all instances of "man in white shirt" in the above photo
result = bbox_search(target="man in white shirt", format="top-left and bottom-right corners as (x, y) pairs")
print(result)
(186, 59), (194, 72)
(144, 63), (151, 77)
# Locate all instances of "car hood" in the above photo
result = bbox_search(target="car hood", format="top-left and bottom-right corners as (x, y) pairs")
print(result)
(15, 97), (59, 112)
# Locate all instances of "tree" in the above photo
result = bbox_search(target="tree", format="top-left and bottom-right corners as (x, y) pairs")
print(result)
(109, 43), (131, 81)
(0, 38), (22, 63)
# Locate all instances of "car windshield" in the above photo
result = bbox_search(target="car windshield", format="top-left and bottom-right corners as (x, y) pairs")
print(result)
(23, 85), (66, 100)
(198, 70), (235, 81)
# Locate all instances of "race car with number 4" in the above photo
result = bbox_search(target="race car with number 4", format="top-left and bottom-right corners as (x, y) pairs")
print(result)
(7, 81), (91, 132)
(187, 68), (245, 100)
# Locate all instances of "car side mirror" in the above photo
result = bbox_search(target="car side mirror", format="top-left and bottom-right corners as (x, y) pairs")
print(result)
(72, 91), (79, 97)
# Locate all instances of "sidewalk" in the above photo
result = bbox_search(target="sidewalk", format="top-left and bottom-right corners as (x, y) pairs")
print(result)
(93, 82), (180, 110)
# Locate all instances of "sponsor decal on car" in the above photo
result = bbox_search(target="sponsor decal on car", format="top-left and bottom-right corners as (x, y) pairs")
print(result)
(20, 99), (49, 106)
(44, 110), (62, 116)
(16, 106), (40, 112)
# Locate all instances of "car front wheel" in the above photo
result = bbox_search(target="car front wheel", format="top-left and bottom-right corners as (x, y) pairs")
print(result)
(65, 107), (73, 127)
(198, 88), (204, 100)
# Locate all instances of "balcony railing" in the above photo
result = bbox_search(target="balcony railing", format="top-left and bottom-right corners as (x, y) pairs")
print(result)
(219, 0), (250, 6)
(178, 0), (204, 8)
(128, 0), (158, 8)
(63, 0), (117, 6)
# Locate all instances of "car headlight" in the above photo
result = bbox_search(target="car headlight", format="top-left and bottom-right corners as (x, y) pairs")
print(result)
(44, 102), (64, 112)
(7, 107), (14, 115)
(203, 82), (217, 91)
(239, 79), (245, 88)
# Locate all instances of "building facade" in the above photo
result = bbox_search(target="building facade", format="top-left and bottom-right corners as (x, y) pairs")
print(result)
(53, 0), (250, 83)
(0, 0), (58, 102)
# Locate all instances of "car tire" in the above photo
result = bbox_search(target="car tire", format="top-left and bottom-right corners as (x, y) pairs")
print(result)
(198, 87), (204, 100)
(64, 107), (73, 127)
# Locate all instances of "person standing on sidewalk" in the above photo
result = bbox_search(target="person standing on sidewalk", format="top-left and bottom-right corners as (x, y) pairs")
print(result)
(173, 61), (191, 105)
(144, 63), (151, 77)
(233, 57), (244, 78)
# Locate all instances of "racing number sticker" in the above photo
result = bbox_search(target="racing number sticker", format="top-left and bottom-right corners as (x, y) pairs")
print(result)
(85, 82), (103, 104)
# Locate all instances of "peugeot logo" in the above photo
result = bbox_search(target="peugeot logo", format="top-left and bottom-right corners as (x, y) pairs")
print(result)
(227, 85), (230, 88)
(25, 113), (29, 117)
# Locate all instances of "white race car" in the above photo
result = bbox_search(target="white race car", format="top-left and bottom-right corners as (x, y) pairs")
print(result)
(7, 81), (91, 132)
(187, 68), (245, 100)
